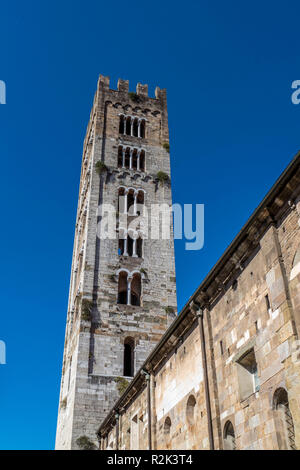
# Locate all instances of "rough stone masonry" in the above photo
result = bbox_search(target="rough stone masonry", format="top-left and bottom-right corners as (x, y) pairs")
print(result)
(55, 76), (177, 450)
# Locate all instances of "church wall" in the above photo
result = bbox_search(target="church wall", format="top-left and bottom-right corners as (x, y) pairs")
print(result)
(99, 158), (300, 450)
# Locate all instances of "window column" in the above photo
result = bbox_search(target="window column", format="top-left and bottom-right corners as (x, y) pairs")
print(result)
(129, 149), (133, 170)
(137, 150), (141, 171)
(127, 276), (132, 305)
(122, 147), (126, 168)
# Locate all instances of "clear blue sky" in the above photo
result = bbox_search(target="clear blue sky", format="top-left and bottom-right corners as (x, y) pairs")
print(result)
(1, 0), (300, 450)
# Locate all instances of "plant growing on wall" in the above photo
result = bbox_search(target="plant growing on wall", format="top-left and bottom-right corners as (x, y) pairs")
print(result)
(109, 274), (117, 283)
(164, 306), (175, 314)
(115, 377), (129, 396)
(156, 171), (170, 185)
(162, 142), (170, 153)
(95, 161), (108, 175)
(81, 298), (93, 321)
(76, 435), (97, 450)
(128, 91), (140, 103)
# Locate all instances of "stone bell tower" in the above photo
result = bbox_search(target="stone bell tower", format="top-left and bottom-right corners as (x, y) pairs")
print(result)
(55, 75), (177, 449)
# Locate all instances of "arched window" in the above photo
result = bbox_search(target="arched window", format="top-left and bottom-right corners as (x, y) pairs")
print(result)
(136, 190), (144, 215)
(117, 146), (146, 171)
(164, 417), (171, 436)
(223, 421), (236, 450)
(123, 337), (134, 377)
(117, 271), (128, 305)
(186, 395), (196, 425)
(117, 270), (142, 306)
(127, 189), (135, 214)
(273, 388), (296, 450)
(131, 273), (141, 306)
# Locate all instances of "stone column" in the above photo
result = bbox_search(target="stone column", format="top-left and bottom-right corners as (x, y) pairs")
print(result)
(133, 235), (138, 258)
(130, 118), (134, 136)
(122, 148), (126, 168)
(127, 277), (132, 305)
(133, 191), (138, 215)
(137, 150), (141, 171)
(129, 149), (133, 170)
(123, 235), (128, 257)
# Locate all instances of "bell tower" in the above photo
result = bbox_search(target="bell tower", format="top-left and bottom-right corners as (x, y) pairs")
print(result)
(55, 75), (177, 449)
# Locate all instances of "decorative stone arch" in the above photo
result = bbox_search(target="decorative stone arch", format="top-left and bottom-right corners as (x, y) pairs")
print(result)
(116, 269), (143, 306)
(223, 420), (236, 450)
(123, 104), (132, 112)
(273, 387), (296, 450)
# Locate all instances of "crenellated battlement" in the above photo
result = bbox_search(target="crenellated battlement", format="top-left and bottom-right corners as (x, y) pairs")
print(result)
(97, 74), (166, 102)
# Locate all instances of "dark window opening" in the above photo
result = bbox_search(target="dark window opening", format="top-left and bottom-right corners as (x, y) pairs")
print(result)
(133, 119), (138, 137)
(126, 117), (131, 135)
(123, 338), (134, 377)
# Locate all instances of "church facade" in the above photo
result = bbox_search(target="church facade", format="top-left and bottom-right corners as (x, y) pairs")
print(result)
(97, 152), (300, 450)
